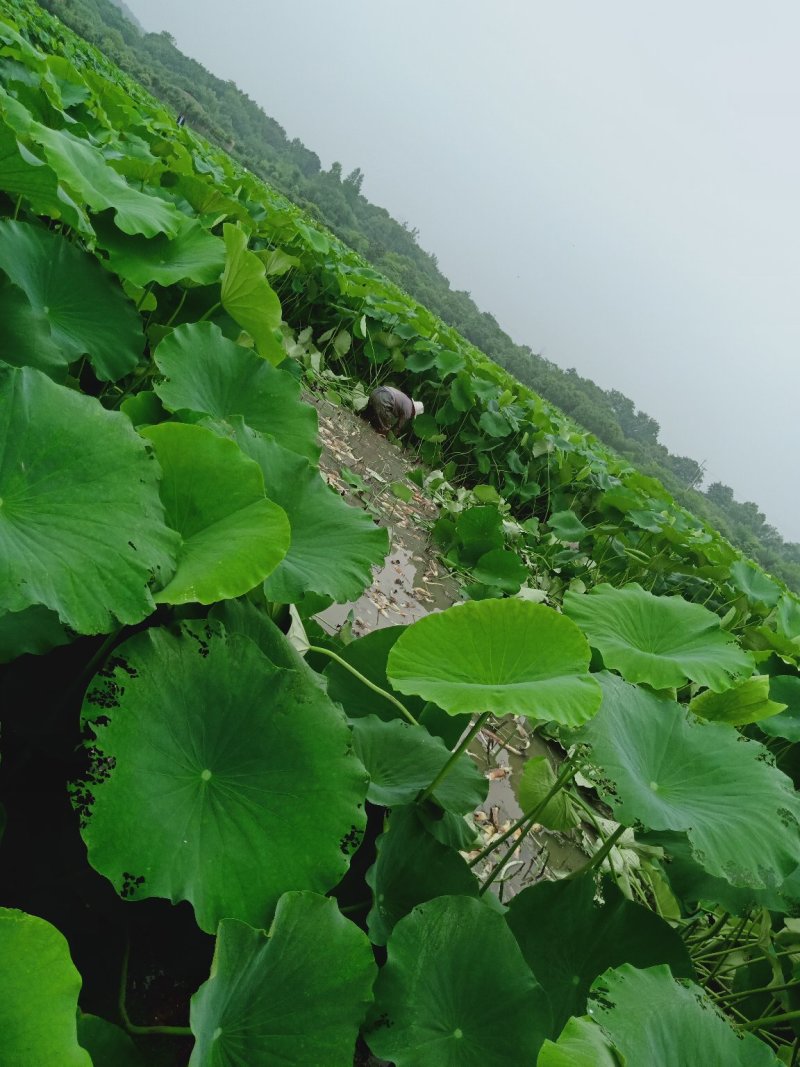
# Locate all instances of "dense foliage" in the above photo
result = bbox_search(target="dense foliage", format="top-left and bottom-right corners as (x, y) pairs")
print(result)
(4, 3), (800, 1065)
(38, 0), (800, 590)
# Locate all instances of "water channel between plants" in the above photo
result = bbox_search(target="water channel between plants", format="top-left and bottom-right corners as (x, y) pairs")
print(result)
(308, 391), (590, 899)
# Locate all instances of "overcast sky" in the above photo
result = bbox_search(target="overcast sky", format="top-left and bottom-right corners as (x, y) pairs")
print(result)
(128, 0), (800, 540)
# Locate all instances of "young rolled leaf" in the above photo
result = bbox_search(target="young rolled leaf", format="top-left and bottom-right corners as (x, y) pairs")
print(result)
(0, 909), (91, 1067)
(142, 422), (290, 605)
(506, 875), (692, 1036)
(387, 599), (602, 725)
(367, 895), (551, 1066)
(153, 321), (320, 462)
(0, 218), (144, 381)
(0, 365), (177, 633)
(585, 964), (779, 1065)
(75, 621), (368, 933)
(689, 675), (787, 726)
(577, 673), (800, 889)
(563, 583), (754, 692)
(189, 893), (376, 1067)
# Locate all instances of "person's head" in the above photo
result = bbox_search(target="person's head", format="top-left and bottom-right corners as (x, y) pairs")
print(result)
(412, 400), (424, 417)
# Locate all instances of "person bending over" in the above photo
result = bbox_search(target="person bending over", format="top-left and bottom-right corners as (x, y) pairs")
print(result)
(365, 385), (424, 435)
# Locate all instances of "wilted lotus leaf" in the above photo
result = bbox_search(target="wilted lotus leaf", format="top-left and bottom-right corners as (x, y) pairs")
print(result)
(563, 582), (754, 692)
(76, 622), (368, 932)
(387, 599), (601, 725)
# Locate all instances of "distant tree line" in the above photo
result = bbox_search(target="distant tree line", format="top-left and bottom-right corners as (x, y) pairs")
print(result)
(38, 0), (800, 591)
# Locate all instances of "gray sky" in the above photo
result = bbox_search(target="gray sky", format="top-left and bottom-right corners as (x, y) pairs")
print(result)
(128, 0), (800, 541)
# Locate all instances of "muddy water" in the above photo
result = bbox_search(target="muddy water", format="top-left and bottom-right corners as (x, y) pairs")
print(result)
(469, 725), (588, 900)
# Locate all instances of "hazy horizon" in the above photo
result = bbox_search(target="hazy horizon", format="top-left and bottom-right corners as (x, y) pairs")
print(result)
(127, 0), (800, 541)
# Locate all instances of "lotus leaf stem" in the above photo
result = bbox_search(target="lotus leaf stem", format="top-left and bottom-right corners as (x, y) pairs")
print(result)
(306, 645), (419, 726)
(417, 712), (491, 805)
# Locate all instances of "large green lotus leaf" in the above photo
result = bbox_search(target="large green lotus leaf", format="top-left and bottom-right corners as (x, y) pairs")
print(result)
(77, 1015), (146, 1067)
(366, 806), (481, 945)
(563, 583), (754, 692)
(0, 605), (71, 663)
(76, 622), (368, 932)
(587, 964), (780, 1066)
(153, 321), (320, 462)
(366, 895), (551, 1066)
(758, 676), (800, 741)
(507, 875), (692, 1036)
(0, 219), (143, 381)
(189, 893), (376, 1067)
(730, 559), (781, 608)
(94, 211), (225, 287)
(387, 599), (602, 725)
(537, 1016), (619, 1067)
(0, 276), (66, 377)
(228, 425), (389, 603)
(0, 112), (90, 234)
(350, 715), (487, 812)
(689, 675), (787, 726)
(577, 673), (800, 888)
(322, 625), (466, 746)
(0, 365), (177, 633)
(642, 830), (800, 916)
(548, 509), (589, 542)
(0, 909), (92, 1067)
(220, 223), (284, 363)
(141, 423), (289, 605)
(31, 121), (182, 237)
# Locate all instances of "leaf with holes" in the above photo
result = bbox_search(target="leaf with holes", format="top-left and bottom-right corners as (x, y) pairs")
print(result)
(74, 621), (368, 932)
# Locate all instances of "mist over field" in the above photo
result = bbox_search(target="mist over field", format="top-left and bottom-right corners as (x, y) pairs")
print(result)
(127, 0), (800, 543)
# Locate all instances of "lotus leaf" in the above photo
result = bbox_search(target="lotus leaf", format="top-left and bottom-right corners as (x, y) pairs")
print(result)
(689, 674), (787, 726)
(189, 893), (376, 1067)
(220, 223), (284, 363)
(0, 218), (143, 380)
(563, 583), (754, 692)
(517, 756), (579, 831)
(470, 548), (527, 593)
(537, 1016), (620, 1067)
(587, 964), (779, 1065)
(76, 622), (368, 932)
(0, 604), (71, 662)
(94, 211), (225, 287)
(548, 509), (589, 542)
(77, 1015), (146, 1067)
(387, 599), (602, 725)
(759, 675), (800, 741)
(350, 715), (487, 811)
(730, 559), (781, 607)
(367, 895), (551, 1066)
(0, 365), (177, 633)
(577, 673), (800, 888)
(0, 908), (91, 1067)
(228, 425), (389, 603)
(507, 875), (692, 1036)
(141, 423), (289, 605)
(153, 321), (320, 462)
(366, 806), (481, 944)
